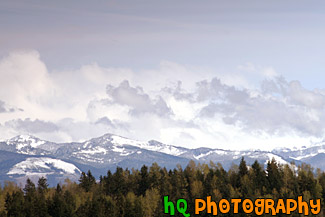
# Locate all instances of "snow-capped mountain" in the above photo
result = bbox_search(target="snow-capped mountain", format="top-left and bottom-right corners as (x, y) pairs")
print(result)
(8, 157), (81, 176)
(7, 157), (81, 185)
(273, 141), (325, 169)
(0, 133), (320, 186)
(0, 135), (63, 155)
(179, 148), (290, 169)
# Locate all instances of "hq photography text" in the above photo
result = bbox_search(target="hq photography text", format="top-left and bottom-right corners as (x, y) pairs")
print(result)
(164, 196), (321, 216)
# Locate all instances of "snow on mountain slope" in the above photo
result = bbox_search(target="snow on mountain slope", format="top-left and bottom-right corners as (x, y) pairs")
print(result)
(110, 135), (187, 156)
(6, 135), (45, 154)
(2, 135), (54, 155)
(4, 133), (325, 187)
(192, 150), (229, 160)
(9, 135), (45, 149)
(264, 153), (289, 165)
(177, 147), (291, 169)
(105, 134), (291, 167)
(273, 142), (325, 161)
(7, 157), (81, 176)
(1, 133), (323, 183)
(66, 134), (187, 164)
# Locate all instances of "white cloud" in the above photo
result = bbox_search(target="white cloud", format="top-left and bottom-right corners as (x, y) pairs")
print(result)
(106, 80), (172, 116)
(0, 50), (324, 151)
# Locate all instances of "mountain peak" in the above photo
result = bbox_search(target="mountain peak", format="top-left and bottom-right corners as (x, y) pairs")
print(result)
(7, 134), (46, 150)
(2, 132), (325, 187)
(9, 134), (37, 142)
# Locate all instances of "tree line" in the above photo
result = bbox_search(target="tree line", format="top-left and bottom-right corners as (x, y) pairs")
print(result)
(0, 157), (324, 216)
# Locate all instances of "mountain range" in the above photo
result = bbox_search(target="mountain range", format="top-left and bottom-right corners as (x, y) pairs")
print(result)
(0, 133), (323, 186)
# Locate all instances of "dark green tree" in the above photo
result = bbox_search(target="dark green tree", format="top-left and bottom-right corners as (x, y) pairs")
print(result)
(266, 158), (283, 193)
(251, 160), (267, 194)
(5, 190), (25, 217)
(138, 165), (149, 196)
(79, 170), (96, 192)
(23, 178), (38, 217)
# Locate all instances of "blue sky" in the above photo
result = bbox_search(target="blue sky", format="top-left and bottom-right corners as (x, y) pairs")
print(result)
(1, 0), (325, 150)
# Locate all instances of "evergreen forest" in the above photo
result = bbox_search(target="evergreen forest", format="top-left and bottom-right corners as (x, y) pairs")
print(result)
(0, 158), (324, 217)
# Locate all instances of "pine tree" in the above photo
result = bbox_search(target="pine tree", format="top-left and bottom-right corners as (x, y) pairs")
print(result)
(37, 177), (48, 194)
(79, 170), (96, 192)
(138, 165), (149, 196)
(23, 178), (38, 217)
(5, 190), (25, 217)
(251, 160), (267, 194)
(111, 167), (127, 196)
(36, 177), (49, 217)
(238, 157), (248, 177)
(266, 158), (283, 193)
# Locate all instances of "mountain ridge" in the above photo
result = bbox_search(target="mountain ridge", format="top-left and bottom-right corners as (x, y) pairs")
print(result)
(0, 133), (322, 186)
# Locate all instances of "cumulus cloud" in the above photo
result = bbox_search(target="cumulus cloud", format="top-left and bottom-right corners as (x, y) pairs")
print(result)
(106, 80), (172, 116)
(1, 50), (325, 150)
(262, 77), (325, 109)
(0, 51), (54, 105)
(195, 77), (325, 137)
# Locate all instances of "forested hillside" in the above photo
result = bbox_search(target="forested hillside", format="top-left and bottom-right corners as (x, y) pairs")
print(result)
(0, 158), (324, 216)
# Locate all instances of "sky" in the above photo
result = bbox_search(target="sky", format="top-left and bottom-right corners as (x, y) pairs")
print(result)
(1, 0), (325, 150)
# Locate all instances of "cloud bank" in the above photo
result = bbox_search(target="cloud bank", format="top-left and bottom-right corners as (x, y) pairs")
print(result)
(0, 50), (324, 150)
